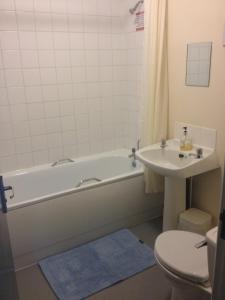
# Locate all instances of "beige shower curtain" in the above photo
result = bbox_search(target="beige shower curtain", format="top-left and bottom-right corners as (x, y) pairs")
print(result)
(142, 0), (169, 193)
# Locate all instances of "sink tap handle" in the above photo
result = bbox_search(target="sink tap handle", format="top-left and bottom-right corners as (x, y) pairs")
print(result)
(196, 148), (203, 159)
(160, 138), (167, 148)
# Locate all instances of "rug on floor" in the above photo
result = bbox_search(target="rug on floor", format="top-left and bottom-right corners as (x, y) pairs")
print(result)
(39, 229), (156, 300)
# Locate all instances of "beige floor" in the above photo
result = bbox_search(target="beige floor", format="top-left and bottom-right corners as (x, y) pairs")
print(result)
(16, 218), (172, 300)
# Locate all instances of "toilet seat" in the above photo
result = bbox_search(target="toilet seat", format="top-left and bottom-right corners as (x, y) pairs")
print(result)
(155, 230), (209, 284)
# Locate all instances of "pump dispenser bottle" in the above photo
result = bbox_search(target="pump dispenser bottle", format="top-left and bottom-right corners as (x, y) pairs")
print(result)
(180, 126), (193, 151)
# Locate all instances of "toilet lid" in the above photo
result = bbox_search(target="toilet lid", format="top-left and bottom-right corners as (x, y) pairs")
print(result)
(155, 230), (209, 283)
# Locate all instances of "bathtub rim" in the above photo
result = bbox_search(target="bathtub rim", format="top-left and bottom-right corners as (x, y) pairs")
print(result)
(7, 170), (144, 211)
(5, 149), (144, 211)
(3, 149), (141, 178)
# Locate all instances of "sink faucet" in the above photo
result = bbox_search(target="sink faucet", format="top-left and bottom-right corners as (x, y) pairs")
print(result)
(160, 138), (167, 149)
(129, 147), (137, 167)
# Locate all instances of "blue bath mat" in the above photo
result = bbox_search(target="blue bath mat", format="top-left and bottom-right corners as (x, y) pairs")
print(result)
(39, 229), (155, 300)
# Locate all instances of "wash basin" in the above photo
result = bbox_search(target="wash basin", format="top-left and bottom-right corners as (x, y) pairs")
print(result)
(136, 139), (218, 178)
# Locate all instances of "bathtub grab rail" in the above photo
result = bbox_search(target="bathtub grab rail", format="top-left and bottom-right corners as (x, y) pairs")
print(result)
(51, 158), (74, 167)
(76, 177), (102, 188)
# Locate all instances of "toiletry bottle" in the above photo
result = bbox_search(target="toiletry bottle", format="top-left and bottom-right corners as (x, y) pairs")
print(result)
(180, 126), (193, 151)
(180, 127), (187, 151)
(185, 130), (193, 151)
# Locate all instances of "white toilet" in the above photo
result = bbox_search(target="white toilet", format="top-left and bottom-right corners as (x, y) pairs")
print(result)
(154, 227), (217, 300)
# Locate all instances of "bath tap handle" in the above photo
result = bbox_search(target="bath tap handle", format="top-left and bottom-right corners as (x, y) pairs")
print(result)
(129, 148), (136, 158)
(51, 158), (74, 167)
(76, 177), (102, 188)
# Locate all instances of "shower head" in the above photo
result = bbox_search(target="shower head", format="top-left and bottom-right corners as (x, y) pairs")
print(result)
(129, 0), (144, 15)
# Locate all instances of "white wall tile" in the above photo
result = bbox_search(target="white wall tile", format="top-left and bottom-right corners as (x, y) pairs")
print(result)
(11, 104), (28, 121)
(38, 50), (55, 68)
(72, 67), (86, 82)
(56, 67), (72, 84)
(2, 50), (21, 68)
(40, 68), (57, 85)
(67, 0), (83, 15)
(51, 0), (67, 14)
(13, 121), (30, 138)
(21, 50), (39, 68)
(68, 14), (84, 33)
(62, 131), (76, 146)
(83, 0), (97, 16)
(0, 12), (17, 31)
(15, 137), (31, 154)
(25, 86), (43, 103)
(23, 69), (41, 86)
(0, 0), (143, 171)
(69, 33), (84, 49)
(70, 50), (85, 66)
(60, 100), (74, 115)
(5, 69), (23, 87)
(0, 88), (8, 105)
(42, 85), (58, 101)
(33, 150), (49, 165)
(29, 119), (46, 135)
(84, 33), (98, 49)
(36, 32), (54, 50)
(46, 117), (61, 133)
(17, 12), (36, 31)
(28, 103), (45, 120)
(15, 0), (34, 11)
(0, 123), (13, 140)
(58, 84), (73, 100)
(47, 133), (62, 148)
(0, 32), (19, 50)
(53, 32), (69, 49)
(0, 140), (15, 157)
(35, 12), (52, 31)
(52, 13), (68, 32)
(34, 0), (51, 12)
(55, 50), (70, 67)
(31, 135), (48, 151)
(0, 0), (15, 10)
(0, 106), (11, 123)
(8, 87), (26, 104)
(44, 102), (60, 118)
(19, 32), (37, 50)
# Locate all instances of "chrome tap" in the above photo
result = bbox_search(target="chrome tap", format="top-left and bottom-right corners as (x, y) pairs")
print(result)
(129, 147), (137, 167)
(188, 148), (203, 159)
(160, 138), (167, 149)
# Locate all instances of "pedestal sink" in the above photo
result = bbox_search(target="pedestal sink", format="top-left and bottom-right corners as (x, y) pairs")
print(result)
(136, 138), (218, 231)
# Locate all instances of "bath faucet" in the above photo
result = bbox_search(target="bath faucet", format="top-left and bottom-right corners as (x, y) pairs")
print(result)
(51, 158), (74, 167)
(160, 138), (167, 149)
(129, 148), (137, 167)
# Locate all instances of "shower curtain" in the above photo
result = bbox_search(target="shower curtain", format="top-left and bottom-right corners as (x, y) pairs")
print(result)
(142, 0), (169, 193)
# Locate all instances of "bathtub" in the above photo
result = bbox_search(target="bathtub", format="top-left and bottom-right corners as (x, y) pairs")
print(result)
(4, 149), (163, 269)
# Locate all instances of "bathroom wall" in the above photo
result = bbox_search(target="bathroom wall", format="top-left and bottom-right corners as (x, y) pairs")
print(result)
(168, 0), (225, 223)
(0, 0), (144, 172)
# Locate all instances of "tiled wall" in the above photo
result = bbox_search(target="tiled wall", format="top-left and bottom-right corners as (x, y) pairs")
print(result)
(0, 0), (144, 172)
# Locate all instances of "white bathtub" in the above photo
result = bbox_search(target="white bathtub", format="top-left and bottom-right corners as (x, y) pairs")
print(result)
(4, 149), (163, 269)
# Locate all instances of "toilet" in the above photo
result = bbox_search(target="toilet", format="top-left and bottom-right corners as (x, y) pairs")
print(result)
(154, 227), (217, 300)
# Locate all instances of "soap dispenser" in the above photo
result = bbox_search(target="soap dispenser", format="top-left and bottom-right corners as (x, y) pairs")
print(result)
(180, 126), (193, 151)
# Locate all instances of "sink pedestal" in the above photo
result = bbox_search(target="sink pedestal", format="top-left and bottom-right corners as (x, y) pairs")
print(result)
(163, 177), (186, 231)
